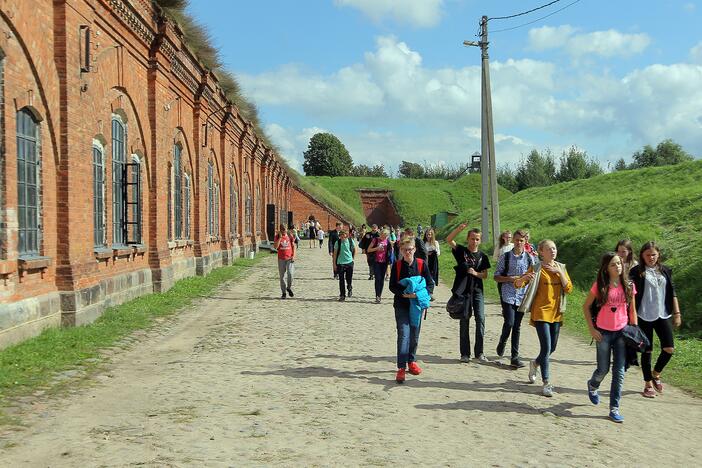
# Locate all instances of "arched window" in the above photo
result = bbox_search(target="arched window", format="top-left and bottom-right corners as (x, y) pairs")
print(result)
(184, 174), (191, 239)
(16, 109), (41, 256)
(244, 179), (252, 235)
(167, 162), (172, 241)
(214, 183), (220, 238)
(93, 141), (106, 247)
(174, 144), (182, 239)
(207, 161), (213, 236)
(128, 154), (142, 244)
(229, 174), (237, 239)
(111, 115), (126, 244)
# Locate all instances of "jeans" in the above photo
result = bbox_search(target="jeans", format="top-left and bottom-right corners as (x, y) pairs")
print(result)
(337, 262), (354, 297)
(278, 259), (294, 294)
(588, 329), (626, 409)
(373, 261), (388, 297)
(395, 307), (422, 369)
(499, 302), (524, 359)
(639, 317), (675, 382)
(534, 321), (561, 382)
(459, 291), (485, 357)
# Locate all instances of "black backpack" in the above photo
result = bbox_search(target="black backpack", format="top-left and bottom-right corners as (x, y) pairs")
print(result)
(496, 251), (532, 297)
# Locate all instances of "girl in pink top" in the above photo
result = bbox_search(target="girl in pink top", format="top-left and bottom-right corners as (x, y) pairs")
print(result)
(583, 252), (638, 423)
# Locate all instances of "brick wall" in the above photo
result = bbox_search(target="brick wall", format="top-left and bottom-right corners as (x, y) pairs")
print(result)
(0, 0), (296, 348)
(289, 186), (349, 232)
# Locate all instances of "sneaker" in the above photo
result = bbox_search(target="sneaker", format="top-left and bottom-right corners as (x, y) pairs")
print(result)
(587, 381), (600, 405)
(348, 289), (353, 297)
(375, 296), (381, 304)
(642, 385), (656, 398)
(368, 275), (374, 280)
(496, 341), (506, 358)
(395, 368), (406, 383)
(338, 296), (345, 302)
(476, 354), (490, 363)
(652, 377), (664, 393)
(528, 360), (539, 383)
(459, 355), (470, 363)
(287, 288), (294, 298)
(511, 358), (526, 369)
(407, 362), (422, 375)
(609, 407), (624, 423)
(542, 383), (554, 397)
(281, 293), (286, 299)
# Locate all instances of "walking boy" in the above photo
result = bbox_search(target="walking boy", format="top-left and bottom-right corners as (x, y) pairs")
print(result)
(274, 224), (296, 299)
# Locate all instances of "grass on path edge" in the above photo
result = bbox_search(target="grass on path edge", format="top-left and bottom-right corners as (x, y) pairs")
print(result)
(0, 253), (268, 422)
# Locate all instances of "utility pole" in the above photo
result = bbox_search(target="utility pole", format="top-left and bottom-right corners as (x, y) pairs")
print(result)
(464, 15), (500, 249)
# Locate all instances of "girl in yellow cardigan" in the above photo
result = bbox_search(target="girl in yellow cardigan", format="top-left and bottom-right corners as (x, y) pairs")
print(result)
(515, 239), (573, 397)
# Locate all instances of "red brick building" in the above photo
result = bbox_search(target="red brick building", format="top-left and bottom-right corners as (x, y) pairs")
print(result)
(289, 185), (350, 232)
(0, 0), (294, 347)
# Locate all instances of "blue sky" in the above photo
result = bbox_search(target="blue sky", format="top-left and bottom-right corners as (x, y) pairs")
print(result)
(187, 0), (702, 174)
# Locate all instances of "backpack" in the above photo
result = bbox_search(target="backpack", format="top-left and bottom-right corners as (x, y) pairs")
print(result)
(335, 239), (355, 257)
(395, 258), (424, 280)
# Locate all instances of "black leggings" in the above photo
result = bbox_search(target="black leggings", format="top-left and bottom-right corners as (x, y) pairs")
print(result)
(639, 317), (674, 382)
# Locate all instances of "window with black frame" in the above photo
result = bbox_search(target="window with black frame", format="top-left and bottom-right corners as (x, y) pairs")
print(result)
(111, 116), (126, 245)
(93, 142), (106, 247)
(16, 109), (41, 256)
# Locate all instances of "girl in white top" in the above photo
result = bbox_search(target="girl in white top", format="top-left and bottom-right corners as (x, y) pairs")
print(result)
(423, 228), (441, 286)
(493, 230), (514, 261)
(317, 228), (325, 248)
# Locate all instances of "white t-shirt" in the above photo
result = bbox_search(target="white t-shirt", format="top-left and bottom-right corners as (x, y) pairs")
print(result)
(317, 230), (325, 240)
(493, 243), (514, 261)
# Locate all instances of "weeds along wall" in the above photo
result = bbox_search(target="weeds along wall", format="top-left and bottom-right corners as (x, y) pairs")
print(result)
(0, 0), (295, 348)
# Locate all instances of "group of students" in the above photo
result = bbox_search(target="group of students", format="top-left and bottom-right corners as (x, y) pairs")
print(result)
(434, 226), (681, 423)
(276, 219), (682, 423)
(327, 222), (441, 304)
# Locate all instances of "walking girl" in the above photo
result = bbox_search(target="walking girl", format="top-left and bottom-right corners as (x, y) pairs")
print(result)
(515, 239), (573, 397)
(583, 252), (638, 423)
(493, 230), (513, 261)
(423, 228), (441, 286)
(388, 237), (435, 383)
(367, 229), (391, 303)
(332, 230), (356, 301)
(629, 241), (682, 398)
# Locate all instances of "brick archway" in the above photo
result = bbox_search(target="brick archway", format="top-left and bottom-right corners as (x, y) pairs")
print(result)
(357, 189), (402, 227)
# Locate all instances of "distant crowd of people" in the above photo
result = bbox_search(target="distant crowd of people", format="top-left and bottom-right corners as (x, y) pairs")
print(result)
(272, 218), (682, 423)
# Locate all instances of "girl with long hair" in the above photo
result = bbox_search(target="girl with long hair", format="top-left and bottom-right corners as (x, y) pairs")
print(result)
(423, 228), (441, 286)
(583, 252), (638, 423)
(629, 241), (682, 398)
(615, 239), (638, 273)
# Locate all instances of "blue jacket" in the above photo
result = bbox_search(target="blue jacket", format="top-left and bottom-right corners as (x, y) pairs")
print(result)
(399, 276), (431, 327)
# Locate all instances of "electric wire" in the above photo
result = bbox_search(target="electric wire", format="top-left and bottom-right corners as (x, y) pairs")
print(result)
(489, 0), (563, 21)
(490, 0), (581, 33)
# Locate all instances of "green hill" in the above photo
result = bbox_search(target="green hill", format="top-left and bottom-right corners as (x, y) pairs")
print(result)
(306, 174), (512, 229)
(440, 160), (702, 335)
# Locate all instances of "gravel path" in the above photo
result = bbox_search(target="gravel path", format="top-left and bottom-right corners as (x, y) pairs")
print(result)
(1, 245), (700, 466)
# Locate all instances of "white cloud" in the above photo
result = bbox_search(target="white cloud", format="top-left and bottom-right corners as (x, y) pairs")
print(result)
(334, 0), (443, 27)
(528, 26), (651, 58)
(248, 34), (702, 174)
(684, 2), (696, 12)
(691, 42), (702, 64)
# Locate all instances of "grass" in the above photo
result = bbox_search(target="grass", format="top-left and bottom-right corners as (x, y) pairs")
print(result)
(294, 176), (366, 226)
(306, 174), (512, 229)
(0, 253), (266, 412)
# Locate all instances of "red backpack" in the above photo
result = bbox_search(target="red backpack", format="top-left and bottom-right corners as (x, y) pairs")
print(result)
(395, 258), (424, 280)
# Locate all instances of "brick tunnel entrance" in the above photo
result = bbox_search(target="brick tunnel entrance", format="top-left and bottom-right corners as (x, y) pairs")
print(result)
(357, 189), (403, 227)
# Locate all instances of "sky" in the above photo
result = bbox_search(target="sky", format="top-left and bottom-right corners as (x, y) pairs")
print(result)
(187, 0), (702, 174)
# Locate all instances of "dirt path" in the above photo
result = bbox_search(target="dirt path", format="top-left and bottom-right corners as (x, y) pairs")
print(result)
(1, 245), (700, 466)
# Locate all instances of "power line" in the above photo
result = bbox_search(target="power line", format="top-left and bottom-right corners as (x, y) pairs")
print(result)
(489, 0), (563, 21)
(490, 0), (581, 33)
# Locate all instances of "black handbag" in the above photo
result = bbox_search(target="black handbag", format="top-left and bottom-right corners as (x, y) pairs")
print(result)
(622, 325), (650, 353)
(446, 276), (469, 319)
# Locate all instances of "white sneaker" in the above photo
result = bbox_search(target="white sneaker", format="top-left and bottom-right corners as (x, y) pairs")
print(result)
(476, 354), (490, 363)
(542, 383), (554, 397)
(528, 360), (538, 384)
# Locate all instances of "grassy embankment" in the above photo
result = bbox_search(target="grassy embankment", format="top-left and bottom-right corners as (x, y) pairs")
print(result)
(306, 174), (512, 229)
(0, 254), (267, 424)
(437, 160), (702, 396)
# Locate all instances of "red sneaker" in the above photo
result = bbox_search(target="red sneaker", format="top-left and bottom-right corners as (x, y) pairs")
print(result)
(395, 368), (406, 383)
(408, 362), (422, 375)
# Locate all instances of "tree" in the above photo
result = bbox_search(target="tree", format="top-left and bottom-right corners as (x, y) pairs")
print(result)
(556, 146), (603, 182)
(631, 139), (694, 169)
(369, 164), (388, 177)
(496, 164), (518, 193)
(398, 160), (425, 178)
(515, 149), (557, 190)
(302, 133), (354, 176)
(614, 158), (628, 171)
